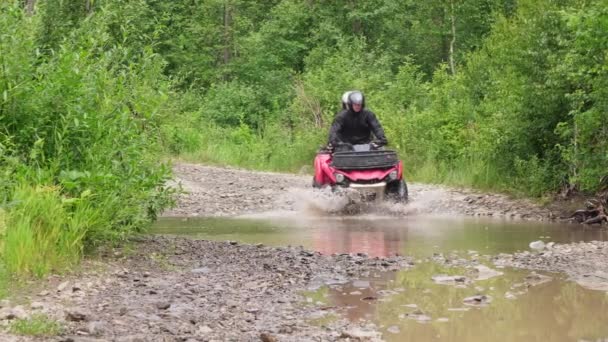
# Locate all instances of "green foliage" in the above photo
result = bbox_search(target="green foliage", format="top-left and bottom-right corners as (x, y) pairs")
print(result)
(9, 314), (63, 336)
(0, 1), (175, 279)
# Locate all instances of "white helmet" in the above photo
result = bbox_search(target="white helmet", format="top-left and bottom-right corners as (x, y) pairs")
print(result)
(341, 91), (353, 109)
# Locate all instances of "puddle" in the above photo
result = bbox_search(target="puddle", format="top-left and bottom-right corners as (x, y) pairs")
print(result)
(152, 216), (608, 341)
(317, 263), (608, 342)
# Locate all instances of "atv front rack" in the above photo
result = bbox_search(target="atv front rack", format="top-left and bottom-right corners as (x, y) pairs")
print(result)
(331, 150), (399, 170)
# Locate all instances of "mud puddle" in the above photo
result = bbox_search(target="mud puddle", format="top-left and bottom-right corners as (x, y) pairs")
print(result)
(308, 263), (608, 342)
(152, 216), (608, 341)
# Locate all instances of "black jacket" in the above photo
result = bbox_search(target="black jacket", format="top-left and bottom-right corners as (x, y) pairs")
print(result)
(328, 109), (388, 146)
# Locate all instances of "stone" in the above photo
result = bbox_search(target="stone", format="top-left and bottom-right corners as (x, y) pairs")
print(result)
(57, 281), (70, 292)
(387, 325), (400, 334)
(529, 240), (545, 251)
(260, 333), (278, 342)
(66, 309), (89, 322)
(156, 302), (171, 310)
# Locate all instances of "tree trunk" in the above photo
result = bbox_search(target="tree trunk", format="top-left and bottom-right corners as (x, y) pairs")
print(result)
(25, 0), (36, 15)
(449, 0), (457, 75)
(223, 1), (233, 66)
(349, 0), (362, 35)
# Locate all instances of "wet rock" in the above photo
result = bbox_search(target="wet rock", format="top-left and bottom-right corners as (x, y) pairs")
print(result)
(432, 274), (468, 285)
(340, 328), (382, 340)
(386, 325), (400, 334)
(463, 295), (492, 307)
(529, 241), (546, 251)
(352, 280), (370, 289)
(472, 265), (503, 280)
(524, 272), (552, 286)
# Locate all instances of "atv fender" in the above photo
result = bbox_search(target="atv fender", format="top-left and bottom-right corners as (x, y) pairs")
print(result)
(314, 153), (336, 185)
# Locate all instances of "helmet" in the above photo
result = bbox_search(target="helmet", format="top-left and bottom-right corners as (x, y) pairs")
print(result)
(347, 91), (365, 111)
(341, 91), (353, 109)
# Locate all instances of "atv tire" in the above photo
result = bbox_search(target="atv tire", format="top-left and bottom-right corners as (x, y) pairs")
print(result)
(386, 179), (408, 202)
(312, 177), (323, 189)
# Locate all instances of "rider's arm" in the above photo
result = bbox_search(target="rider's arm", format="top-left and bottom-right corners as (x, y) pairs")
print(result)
(328, 113), (345, 146)
(367, 111), (388, 146)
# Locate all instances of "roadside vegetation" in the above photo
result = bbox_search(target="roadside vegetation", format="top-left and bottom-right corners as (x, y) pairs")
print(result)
(0, 0), (606, 289)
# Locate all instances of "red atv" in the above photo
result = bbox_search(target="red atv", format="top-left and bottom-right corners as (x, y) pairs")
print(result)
(312, 143), (408, 202)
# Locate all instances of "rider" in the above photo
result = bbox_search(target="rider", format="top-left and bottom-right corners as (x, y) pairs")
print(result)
(328, 90), (388, 148)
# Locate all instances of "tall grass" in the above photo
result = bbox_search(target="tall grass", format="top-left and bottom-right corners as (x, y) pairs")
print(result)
(3, 185), (98, 277)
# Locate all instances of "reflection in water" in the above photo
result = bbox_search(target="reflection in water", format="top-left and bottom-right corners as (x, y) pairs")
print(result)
(152, 216), (608, 342)
(310, 221), (406, 257)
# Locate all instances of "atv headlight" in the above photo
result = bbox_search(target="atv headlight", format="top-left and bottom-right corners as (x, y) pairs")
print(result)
(335, 173), (345, 183)
(388, 170), (398, 181)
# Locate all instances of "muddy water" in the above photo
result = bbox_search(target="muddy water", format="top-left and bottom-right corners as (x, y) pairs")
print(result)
(152, 216), (608, 341)
(152, 215), (607, 257)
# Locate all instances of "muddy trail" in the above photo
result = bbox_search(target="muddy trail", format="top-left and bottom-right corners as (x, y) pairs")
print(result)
(163, 163), (553, 220)
(2, 163), (608, 342)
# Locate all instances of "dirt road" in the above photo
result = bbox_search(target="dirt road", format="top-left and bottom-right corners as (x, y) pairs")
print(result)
(163, 162), (553, 220)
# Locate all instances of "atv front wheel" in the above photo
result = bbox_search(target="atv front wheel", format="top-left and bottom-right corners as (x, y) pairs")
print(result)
(312, 177), (323, 189)
(386, 179), (408, 202)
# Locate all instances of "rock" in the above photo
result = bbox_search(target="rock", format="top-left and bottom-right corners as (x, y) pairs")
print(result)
(463, 295), (492, 307)
(415, 315), (432, 322)
(260, 332), (278, 342)
(529, 240), (545, 251)
(473, 265), (503, 280)
(198, 326), (213, 334)
(191, 267), (211, 274)
(57, 281), (70, 292)
(66, 309), (89, 322)
(524, 272), (552, 286)
(156, 302), (171, 310)
(0, 306), (28, 320)
(30, 302), (44, 310)
(432, 275), (468, 285)
(85, 321), (107, 336)
(386, 325), (400, 334)
(352, 280), (370, 289)
(340, 328), (382, 340)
